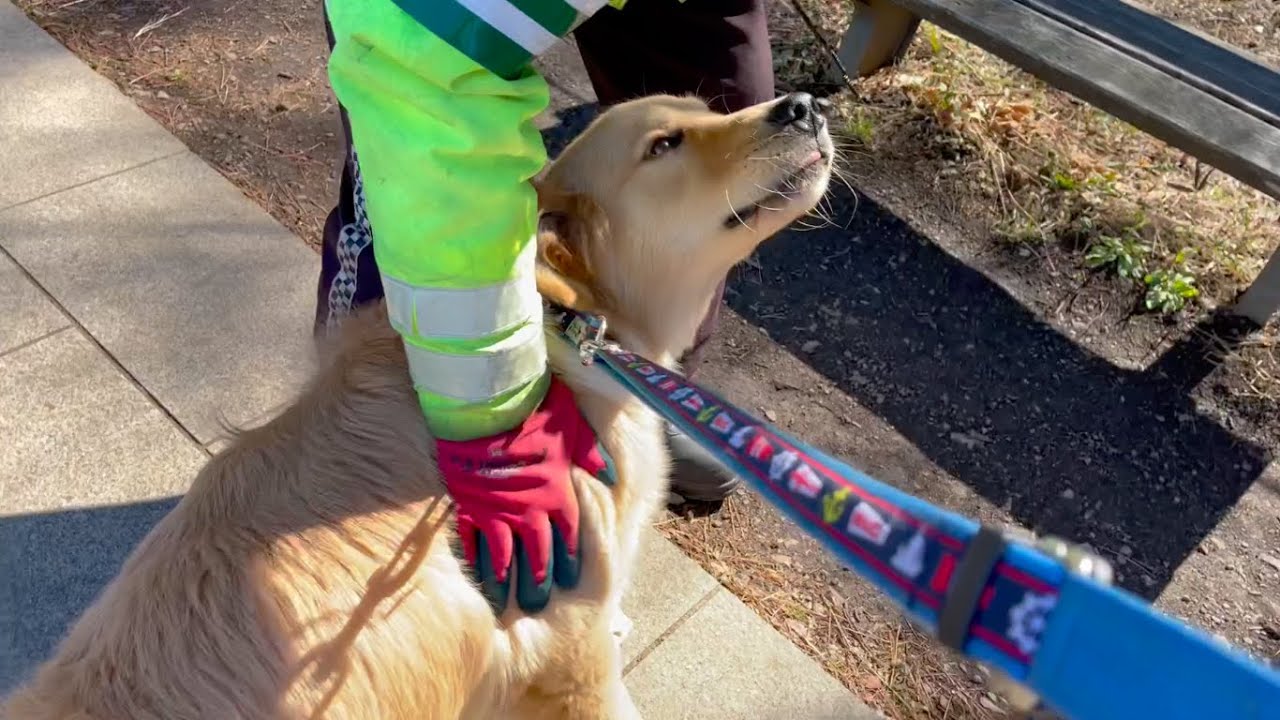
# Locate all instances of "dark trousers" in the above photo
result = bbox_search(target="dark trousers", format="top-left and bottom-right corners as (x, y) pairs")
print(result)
(316, 0), (775, 374)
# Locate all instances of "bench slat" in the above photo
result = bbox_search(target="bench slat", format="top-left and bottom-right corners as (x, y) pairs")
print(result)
(1013, 0), (1280, 131)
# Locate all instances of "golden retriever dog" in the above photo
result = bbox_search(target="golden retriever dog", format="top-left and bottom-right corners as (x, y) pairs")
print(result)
(3, 92), (833, 720)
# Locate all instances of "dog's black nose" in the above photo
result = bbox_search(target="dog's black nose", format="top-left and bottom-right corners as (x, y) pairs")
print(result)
(767, 92), (826, 130)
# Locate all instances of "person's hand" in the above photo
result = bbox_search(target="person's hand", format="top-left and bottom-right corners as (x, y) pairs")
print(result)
(437, 376), (616, 613)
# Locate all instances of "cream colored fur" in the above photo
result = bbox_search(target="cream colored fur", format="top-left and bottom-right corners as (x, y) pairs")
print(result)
(3, 94), (832, 720)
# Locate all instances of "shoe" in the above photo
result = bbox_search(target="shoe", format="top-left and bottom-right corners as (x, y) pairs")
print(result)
(664, 423), (742, 504)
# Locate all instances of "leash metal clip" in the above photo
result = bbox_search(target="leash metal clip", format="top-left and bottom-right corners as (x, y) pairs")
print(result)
(563, 312), (610, 366)
(1035, 535), (1115, 586)
(987, 533), (1115, 716)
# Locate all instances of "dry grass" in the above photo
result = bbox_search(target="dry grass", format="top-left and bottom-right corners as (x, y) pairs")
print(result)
(1217, 322), (1280, 401)
(842, 23), (1278, 310)
(773, 0), (1280, 316)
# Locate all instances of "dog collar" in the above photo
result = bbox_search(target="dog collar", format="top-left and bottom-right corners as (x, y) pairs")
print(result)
(548, 303), (619, 366)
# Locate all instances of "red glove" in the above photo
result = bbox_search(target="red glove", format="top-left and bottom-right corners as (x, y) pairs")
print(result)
(437, 376), (615, 613)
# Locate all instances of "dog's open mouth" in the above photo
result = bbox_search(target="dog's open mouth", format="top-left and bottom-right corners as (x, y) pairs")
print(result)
(723, 149), (828, 229)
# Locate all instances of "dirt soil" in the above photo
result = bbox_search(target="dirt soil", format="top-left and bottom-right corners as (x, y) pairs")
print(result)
(16, 0), (1280, 718)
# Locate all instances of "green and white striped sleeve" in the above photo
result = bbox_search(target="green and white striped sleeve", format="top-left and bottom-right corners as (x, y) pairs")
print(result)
(324, 0), (613, 441)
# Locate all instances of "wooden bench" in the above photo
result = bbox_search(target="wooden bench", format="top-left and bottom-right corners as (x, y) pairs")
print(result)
(837, 0), (1280, 325)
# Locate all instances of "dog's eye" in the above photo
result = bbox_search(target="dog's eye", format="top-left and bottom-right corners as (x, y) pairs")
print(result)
(647, 131), (684, 159)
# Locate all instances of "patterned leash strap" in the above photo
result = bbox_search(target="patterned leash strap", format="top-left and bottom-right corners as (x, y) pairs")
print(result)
(558, 311), (1280, 720)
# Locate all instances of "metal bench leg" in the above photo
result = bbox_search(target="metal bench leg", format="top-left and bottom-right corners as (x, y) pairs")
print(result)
(1233, 249), (1280, 324)
(836, 0), (922, 77)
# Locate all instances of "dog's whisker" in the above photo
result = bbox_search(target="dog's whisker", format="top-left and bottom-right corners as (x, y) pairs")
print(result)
(725, 188), (752, 230)
(824, 164), (859, 199)
(842, 191), (861, 229)
(805, 206), (836, 228)
(816, 189), (851, 229)
(794, 214), (835, 231)
(751, 181), (800, 200)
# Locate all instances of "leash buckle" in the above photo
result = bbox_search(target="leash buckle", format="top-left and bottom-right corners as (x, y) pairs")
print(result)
(985, 533), (1115, 716)
(564, 313), (610, 366)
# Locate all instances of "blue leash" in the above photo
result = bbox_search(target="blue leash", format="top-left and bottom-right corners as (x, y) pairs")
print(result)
(558, 311), (1280, 720)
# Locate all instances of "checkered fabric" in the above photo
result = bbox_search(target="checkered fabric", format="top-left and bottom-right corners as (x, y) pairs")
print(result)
(325, 151), (374, 331)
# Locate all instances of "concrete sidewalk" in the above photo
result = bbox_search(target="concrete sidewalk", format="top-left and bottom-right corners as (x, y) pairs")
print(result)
(0, 3), (876, 717)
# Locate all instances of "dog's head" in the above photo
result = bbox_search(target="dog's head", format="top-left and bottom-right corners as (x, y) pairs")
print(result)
(536, 93), (833, 361)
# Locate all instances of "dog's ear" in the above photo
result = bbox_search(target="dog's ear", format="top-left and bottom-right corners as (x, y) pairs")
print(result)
(535, 186), (609, 312)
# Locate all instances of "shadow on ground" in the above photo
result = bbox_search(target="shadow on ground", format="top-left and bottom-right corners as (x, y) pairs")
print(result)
(540, 102), (601, 159)
(537, 101), (1272, 598)
(0, 497), (181, 693)
(727, 182), (1273, 599)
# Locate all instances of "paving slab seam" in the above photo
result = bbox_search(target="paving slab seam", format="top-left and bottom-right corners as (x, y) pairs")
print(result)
(0, 324), (71, 361)
(0, 149), (189, 215)
(0, 244), (211, 457)
(623, 584), (722, 677)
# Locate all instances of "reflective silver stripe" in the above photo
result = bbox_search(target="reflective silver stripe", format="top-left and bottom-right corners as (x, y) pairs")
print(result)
(383, 242), (540, 340)
(459, 0), (561, 55)
(563, 0), (610, 17)
(403, 323), (547, 402)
